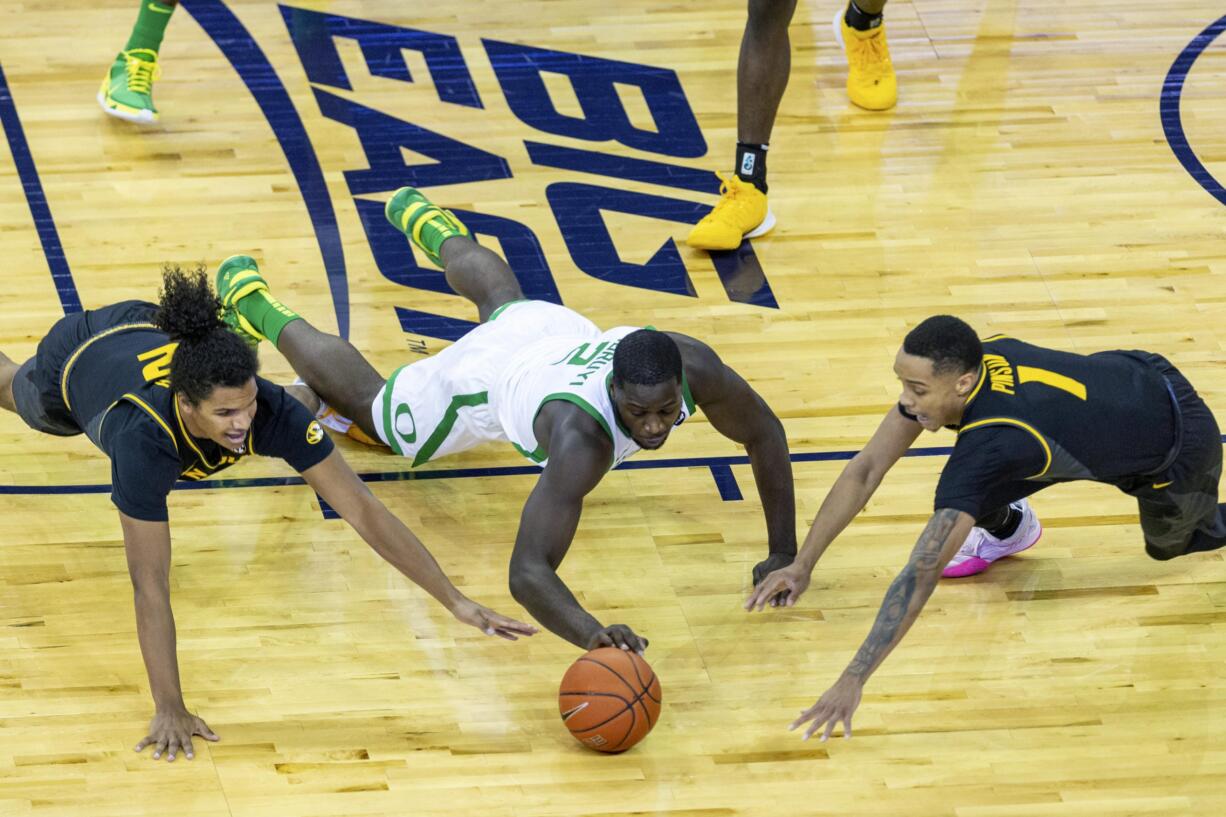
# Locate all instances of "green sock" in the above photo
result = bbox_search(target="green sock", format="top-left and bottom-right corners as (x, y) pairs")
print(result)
(235, 290), (301, 346)
(125, 0), (175, 55)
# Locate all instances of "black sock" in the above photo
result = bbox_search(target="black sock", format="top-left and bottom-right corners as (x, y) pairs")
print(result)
(979, 504), (1022, 539)
(734, 142), (768, 193)
(844, 1), (883, 32)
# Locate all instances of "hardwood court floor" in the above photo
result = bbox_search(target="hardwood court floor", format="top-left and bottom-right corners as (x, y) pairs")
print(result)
(2, 1), (1225, 815)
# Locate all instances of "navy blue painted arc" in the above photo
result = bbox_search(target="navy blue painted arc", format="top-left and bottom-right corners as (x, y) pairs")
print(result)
(182, 0), (350, 339)
(1160, 15), (1226, 207)
(0, 443), (968, 497)
(0, 61), (82, 315)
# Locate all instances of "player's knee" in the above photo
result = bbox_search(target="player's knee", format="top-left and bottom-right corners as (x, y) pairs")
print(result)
(1144, 538), (1184, 561)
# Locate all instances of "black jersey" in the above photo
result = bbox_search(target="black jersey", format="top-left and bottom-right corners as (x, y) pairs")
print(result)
(50, 301), (333, 520)
(913, 336), (1180, 518)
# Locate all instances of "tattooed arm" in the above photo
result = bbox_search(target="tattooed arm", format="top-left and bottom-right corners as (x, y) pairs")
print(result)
(789, 507), (975, 742)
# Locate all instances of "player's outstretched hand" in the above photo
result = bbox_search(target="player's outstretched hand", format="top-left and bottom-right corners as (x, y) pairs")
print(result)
(451, 599), (539, 641)
(745, 562), (811, 611)
(790, 675), (863, 742)
(586, 624), (648, 655)
(135, 707), (219, 762)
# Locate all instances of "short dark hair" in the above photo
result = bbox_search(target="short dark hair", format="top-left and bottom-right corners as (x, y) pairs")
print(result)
(154, 264), (259, 405)
(612, 329), (682, 387)
(903, 315), (982, 376)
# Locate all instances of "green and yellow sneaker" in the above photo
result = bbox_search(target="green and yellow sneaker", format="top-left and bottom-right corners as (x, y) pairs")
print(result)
(216, 255), (270, 347)
(384, 186), (471, 268)
(97, 49), (162, 124)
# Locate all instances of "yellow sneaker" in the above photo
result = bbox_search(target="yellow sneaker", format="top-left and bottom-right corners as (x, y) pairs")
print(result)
(834, 11), (897, 111)
(685, 174), (775, 251)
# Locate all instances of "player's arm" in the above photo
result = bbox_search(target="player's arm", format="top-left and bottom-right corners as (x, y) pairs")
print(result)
(790, 507), (975, 741)
(507, 424), (646, 653)
(746, 404), (922, 610)
(118, 511), (218, 762)
(301, 449), (537, 640)
(673, 335), (797, 578)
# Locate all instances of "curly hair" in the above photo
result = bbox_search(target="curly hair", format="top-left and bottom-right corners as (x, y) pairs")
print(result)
(154, 264), (259, 404)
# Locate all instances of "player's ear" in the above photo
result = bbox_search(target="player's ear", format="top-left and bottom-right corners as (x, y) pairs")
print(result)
(955, 367), (978, 396)
(175, 391), (198, 417)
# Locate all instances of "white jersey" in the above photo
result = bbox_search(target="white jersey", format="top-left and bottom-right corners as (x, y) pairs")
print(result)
(491, 325), (697, 469)
(368, 300), (695, 468)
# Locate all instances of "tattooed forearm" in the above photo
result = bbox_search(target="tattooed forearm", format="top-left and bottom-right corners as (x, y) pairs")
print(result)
(844, 508), (963, 681)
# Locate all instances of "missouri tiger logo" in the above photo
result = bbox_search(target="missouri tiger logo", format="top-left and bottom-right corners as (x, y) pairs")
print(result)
(306, 420), (325, 445)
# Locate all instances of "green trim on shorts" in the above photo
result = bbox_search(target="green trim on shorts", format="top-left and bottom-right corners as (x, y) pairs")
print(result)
(512, 441), (547, 463)
(412, 391), (489, 467)
(487, 299), (529, 322)
(380, 363), (413, 456)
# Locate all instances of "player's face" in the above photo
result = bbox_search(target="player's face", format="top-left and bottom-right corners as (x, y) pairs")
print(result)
(893, 348), (978, 431)
(611, 380), (684, 450)
(181, 378), (259, 453)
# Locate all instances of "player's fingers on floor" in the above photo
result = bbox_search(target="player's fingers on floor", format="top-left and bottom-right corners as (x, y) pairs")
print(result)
(496, 616), (538, 635)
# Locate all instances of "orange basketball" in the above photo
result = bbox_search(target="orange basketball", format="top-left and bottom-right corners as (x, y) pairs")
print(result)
(558, 647), (662, 753)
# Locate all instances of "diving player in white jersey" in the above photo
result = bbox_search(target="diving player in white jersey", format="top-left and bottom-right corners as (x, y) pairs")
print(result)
(216, 187), (799, 654)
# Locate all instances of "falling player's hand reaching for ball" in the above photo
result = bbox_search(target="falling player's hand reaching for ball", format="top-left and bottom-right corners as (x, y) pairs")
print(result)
(745, 561), (812, 610)
(450, 599), (539, 640)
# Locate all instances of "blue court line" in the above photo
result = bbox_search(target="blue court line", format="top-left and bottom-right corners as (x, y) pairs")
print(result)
(1160, 14), (1226, 207)
(1, 444), (957, 497)
(182, 0), (351, 339)
(0, 61), (82, 314)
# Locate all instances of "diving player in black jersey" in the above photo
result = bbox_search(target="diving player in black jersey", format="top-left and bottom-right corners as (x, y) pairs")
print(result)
(745, 315), (1226, 741)
(0, 267), (535, 763)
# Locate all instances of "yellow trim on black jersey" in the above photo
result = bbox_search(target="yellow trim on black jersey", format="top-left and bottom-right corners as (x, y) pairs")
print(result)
(981, 333), (1013, 342)
(963, 363), (988, 406)
(958, 417), (1052, 479)
(60, 322), (160, 411)
(173, 394), (253, 464)
(120, 392), (178, 452)
(173, 396), (220, 469)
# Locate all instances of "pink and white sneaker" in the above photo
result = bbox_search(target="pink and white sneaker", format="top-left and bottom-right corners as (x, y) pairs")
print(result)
(942, 498), (1042, 578)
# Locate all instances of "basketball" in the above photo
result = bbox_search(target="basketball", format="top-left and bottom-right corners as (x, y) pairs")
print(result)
(558, 648), (662, 753)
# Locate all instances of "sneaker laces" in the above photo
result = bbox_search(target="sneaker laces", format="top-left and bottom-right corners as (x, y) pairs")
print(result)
(709, 173), (756, 216)
(847, 30), (891, 83)
(122, 49), (162, 94)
